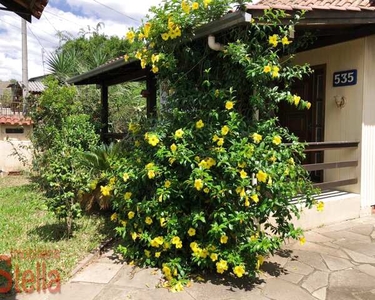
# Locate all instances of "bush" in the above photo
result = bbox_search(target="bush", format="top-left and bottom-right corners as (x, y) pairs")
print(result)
(30, 78), (99, 236)
(101, 0), (320, 289)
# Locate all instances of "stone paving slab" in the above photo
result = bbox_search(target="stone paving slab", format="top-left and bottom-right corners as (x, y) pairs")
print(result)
(70, 262), (123, 284)
(5, 215), (375, 300)
(47, 282), (105, 300)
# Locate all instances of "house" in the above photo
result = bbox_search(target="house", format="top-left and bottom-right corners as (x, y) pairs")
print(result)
(7, 76), (46, 101)
(0, 77), (40, 173)
(68, 0), (375, 228)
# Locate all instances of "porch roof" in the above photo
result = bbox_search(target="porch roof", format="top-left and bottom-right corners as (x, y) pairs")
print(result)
(246, 0), (375, 50)
(0, 0), (49, 22)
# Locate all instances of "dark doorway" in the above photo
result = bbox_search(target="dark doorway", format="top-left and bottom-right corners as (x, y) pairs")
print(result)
(279, 65), (326, 182)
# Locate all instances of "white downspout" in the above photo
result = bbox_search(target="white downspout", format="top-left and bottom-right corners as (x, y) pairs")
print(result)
(208, 35), (224, 51)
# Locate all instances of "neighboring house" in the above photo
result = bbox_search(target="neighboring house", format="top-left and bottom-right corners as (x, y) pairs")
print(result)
(7, 76), (46, 101)
(68, 0), (375, 228)
(0, 77), (42, 173)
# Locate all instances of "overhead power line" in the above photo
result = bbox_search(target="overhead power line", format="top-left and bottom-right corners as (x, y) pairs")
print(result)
(44, 10), (82, 27)
(92, 0), (141, 23)
(0, 18), (21, 30)
(43, 14), (59, 34)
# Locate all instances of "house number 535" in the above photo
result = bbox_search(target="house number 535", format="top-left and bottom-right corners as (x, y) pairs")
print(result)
(333, 69), (357, 87)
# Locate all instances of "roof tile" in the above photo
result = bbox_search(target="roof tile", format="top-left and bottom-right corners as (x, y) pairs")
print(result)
(248, 0), (375, 11)
(0, 116), (32, 126)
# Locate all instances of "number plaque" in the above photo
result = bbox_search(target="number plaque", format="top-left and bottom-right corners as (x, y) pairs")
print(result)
(333, 69), (357, 87)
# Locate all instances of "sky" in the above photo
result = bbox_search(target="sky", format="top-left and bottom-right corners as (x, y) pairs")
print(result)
(0, 0), (164, 81)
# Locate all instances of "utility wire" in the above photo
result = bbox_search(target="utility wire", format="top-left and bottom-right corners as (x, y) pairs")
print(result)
(27, 24), (47, 51)
(92, 0), (141, 23)
(44, 10), (82, 27)
(43, 14), (59, 34)
(0, 18), (21, 30)
(6, 14), (58, 40)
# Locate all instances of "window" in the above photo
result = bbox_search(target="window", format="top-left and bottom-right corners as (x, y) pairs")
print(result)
(5, 128), (24, 134)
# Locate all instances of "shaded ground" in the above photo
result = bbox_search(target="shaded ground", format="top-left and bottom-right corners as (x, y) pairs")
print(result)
(5, 216), (375, 300)
(0, 175), (30, 189)
(0, 180), (114, 300)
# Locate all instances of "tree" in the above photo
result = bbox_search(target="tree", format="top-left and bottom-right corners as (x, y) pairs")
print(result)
(46, 23), (146, 131)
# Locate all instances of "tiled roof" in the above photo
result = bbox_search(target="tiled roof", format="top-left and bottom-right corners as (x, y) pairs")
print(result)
(0, 116), (32, 126)
(247, 0), (375, 11)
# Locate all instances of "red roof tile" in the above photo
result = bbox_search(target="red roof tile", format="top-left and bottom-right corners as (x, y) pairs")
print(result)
(0, 116), (32, 126)
(247, 0), (375, 12)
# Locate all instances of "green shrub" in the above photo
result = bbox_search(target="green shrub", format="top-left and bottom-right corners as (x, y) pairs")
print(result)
(30, 78), (99, 236)
(102, 0), (320, 290)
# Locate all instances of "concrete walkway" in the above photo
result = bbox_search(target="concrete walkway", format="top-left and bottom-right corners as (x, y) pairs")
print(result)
(6, 216), (375, 300)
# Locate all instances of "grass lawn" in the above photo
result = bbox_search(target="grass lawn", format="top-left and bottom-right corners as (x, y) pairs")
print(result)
(0, 176), (114, 292)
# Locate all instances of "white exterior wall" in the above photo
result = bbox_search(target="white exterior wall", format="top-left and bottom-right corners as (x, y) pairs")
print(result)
(293, 38), (365, 195)
(0, 124), (33, 172)
(360, 35), (375, 212)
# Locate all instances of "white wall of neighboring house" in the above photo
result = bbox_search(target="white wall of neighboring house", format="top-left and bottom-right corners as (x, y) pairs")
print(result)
(293, 38), (366, 196)
(0, 124), (33, 173)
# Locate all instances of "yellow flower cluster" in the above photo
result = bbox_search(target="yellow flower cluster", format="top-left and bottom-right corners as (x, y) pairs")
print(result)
(281, 36), (291, 45)
(181, 0), (190, 14)
(194, 179), (204, 191)
(216, 259), (228, 274)
(252, 133), (262, 144)
(316, 201), (324, 212)
(126, 30), (135, 43)
(161, 18), (182, 41)
(220, 235), (228, 244)
(293, 94), (301, 106)
(188, 228), (196, 236)
(147, 133), (160, 146)
(170, 143), (177, 152)
(198, 157), (216, 169)
(145, 162), (156, 179)
(233, 265), (246, 278)
(110, 213), (118, 221)
(203, 0), (212, 8)
(128, 122), (140, 133)
(196, 119), (204, 129)
(272, 135), (282, 146)
(145, 216), (153, 225)
(190, 242), (212, 259)
(256, 255), (264, 270)
(212, 134), (224, 147)
(171, 236), (183, 248)
(150, 236), (164, 247)
(124, 192), (132, 200)
(100, 185), (112, 196)
(175, 128), (184, 138)
(221, 125), (230, 136)
(162, 264), (172, 280)
(263, 64), (280, 78)
(225, 101), (234, 110)
(123, 173), (130, 182)
(256, 170), (268, 183)
(128, 211), (135, 219)
(239, 169), (248, 179)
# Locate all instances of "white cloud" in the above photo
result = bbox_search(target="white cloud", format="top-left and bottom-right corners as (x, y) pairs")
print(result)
(0, 0), (163, 81)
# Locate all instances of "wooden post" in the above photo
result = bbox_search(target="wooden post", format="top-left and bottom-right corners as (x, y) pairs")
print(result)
(146, 72), (157, 118)
(101, 84), (109, 142)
